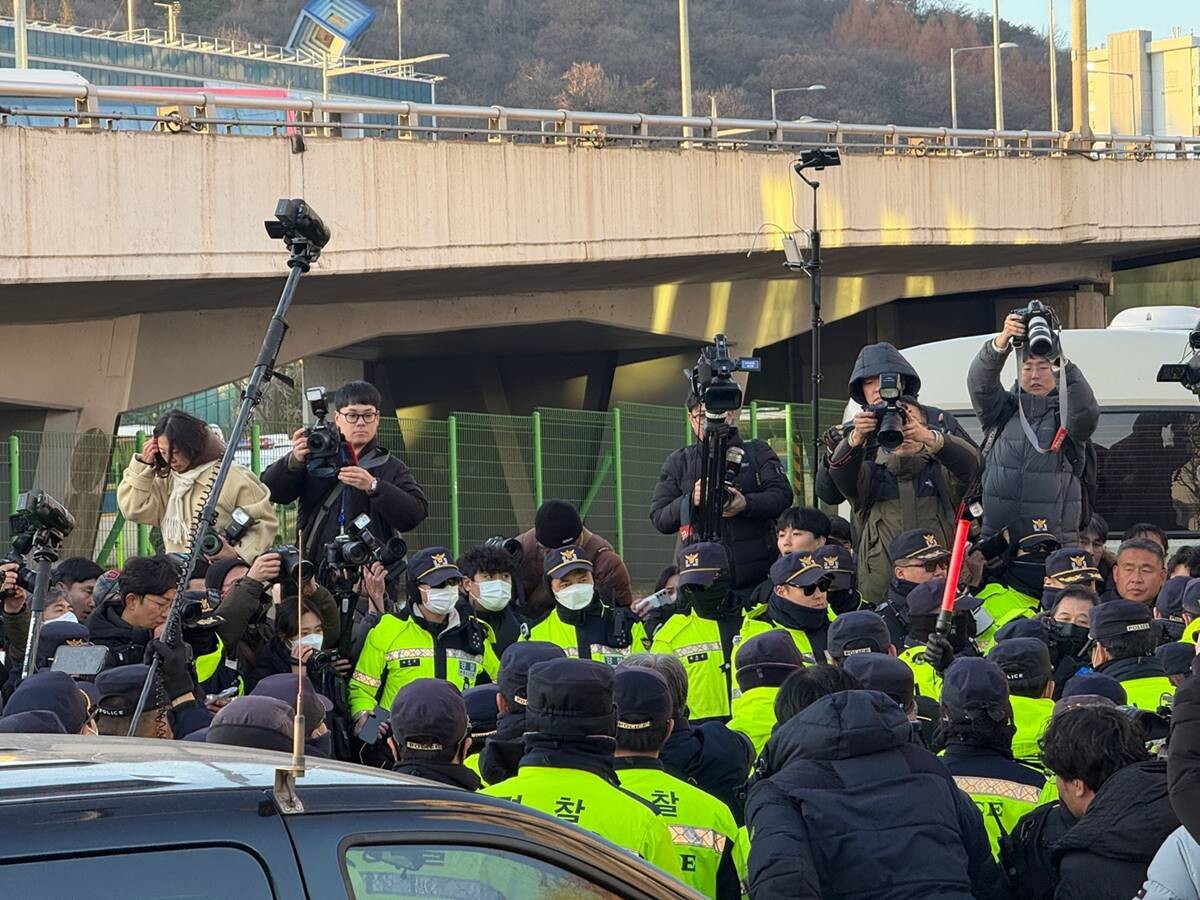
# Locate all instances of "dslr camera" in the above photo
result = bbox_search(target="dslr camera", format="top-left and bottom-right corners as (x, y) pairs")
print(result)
(200, 507), (254, 557)
(869, 372), (907, 451)
(304, 386), (342, 479)
(270, 545), (313, 585)
(1010, 299), (1061, 360)
(325, 513), (408, 574)
(689, 334), (761, 420)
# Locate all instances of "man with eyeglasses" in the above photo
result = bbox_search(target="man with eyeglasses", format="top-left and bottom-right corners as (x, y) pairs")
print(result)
(874, 528), (951, 648)
(86, 555), (179, 667)
(263, 381), (428, 567)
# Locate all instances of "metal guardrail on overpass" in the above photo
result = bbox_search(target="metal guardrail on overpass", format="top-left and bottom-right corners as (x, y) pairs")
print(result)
(3, 79), (1200, 158)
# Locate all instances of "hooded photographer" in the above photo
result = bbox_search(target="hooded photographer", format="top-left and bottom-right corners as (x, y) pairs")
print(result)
(827, 343), (981, 604)
(968, 310), (1099, 545)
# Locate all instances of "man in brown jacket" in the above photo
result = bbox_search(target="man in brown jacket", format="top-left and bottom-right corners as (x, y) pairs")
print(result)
(515, 500), (633, 617)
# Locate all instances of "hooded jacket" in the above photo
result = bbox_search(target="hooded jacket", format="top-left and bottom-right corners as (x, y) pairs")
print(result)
(650, 428), (793, 595)
(746, 690), (1004, 900)
(393, 759), (481, 791)
(661, 716), (754, 825)
(1169, 672), (1200, 842)
(479, 710), (526, 787)
(967, 339), (1099, 544)
(1051, 759), (1179, 900)
(261, 439), (428, 566)
(85, 597), (152, 667)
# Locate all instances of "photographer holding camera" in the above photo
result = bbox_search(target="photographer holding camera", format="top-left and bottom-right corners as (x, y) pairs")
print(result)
(968, 306), (1099, 545)
(262, 381), (428, 567)
(827, 344), (981, 604)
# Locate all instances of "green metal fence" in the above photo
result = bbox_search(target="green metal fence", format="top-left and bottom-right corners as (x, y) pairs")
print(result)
(2, 398), (846, 586)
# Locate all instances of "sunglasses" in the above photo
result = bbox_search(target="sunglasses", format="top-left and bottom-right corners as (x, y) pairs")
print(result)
(799, 578), (832, 597)
(901, 559), (948, 574)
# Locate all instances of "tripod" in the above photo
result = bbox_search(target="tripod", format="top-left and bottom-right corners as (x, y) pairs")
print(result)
(20, 530), (65, 679)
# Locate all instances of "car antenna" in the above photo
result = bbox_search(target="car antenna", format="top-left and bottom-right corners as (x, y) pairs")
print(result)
(274, 528), (307, 814)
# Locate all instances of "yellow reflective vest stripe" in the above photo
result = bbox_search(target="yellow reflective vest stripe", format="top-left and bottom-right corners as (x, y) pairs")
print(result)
(952, 774), (1043, 858)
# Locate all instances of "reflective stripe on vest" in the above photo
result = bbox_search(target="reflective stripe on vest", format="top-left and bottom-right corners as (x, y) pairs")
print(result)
(668, 824), (729, 853)
(952, 775), (1043, 805)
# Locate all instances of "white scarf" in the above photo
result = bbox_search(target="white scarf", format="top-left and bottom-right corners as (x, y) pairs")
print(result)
(161, 459), (218, 546)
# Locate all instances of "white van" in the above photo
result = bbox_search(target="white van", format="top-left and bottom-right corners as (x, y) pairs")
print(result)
(842, 306), (1200, 539)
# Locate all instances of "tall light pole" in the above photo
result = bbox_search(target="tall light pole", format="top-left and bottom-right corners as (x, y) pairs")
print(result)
(396, 0), (403, 61)
(127, 0), (136, 38)
(1088, 66), (1137, 135)
(14, 0), (28, 68)
(992, 0), (1006, 130)
(678, 0), (693, 130)
(1071, 0), (1092, 139)
(951, 43), (1018, 129)
(1048, 0), (1059, 131)
(770, 84), (827, 121)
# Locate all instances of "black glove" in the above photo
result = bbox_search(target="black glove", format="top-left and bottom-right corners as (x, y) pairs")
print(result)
(922, 632), (956, 675)
(146, 638), (196, 701)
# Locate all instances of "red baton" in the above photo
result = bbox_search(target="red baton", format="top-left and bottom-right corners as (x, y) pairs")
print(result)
(936, 518), (972, 636)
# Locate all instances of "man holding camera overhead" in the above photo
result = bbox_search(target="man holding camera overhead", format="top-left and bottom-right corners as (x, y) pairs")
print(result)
(262, 381), (429, 566)
(968, 307), (1099, 546)
(827, 343), (981, 604)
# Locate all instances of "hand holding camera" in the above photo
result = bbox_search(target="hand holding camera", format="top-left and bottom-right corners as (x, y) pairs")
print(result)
(996, 314), (1027, 351)
(846, 410), (878, 448)
(289, 427), (310, 464)
(246, 551), (283, 585)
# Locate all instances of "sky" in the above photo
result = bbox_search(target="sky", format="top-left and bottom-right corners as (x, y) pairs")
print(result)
(950, 1), (1199, 46)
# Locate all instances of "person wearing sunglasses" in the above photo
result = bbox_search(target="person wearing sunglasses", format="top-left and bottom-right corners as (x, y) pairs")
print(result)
(874, 528), (952, 648)
(262, 380), (428, 567)
(743, 552), (838, 663)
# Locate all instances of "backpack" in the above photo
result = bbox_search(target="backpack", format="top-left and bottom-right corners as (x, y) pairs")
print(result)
(980, 403), (1097, 531)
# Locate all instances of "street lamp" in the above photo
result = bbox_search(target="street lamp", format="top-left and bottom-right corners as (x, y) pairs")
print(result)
(679, 0), (692, 135)
(950, 42), (1018, 130)
(1087, 65), (1137, 135)
(770, 85), (827, 122)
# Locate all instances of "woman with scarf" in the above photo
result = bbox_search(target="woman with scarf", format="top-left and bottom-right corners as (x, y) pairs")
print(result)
(118, 409), (278, 562)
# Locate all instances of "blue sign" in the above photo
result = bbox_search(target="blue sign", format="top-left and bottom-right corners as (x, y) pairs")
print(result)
(286, 0), (377, 59)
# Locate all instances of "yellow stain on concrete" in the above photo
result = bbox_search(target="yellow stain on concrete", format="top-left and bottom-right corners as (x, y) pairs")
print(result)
(651, 283), (678, 333)
(903, 275), (936, 297)
(944, 200), (978, 245)
(706, 282), (732, 336)
(753, 279), (798, 348)
(1013, 233), (1035, 245)
(759, 170), (793, 250)
(832, 276), (865, 318)
(879, 208), (914, 246)
(820, 194), (847, 249)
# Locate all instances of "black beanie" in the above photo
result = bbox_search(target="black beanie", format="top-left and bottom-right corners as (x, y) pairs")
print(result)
(205, 557), (249, 593)
(535, 500), (583, 549)
(525, 659), (616, 737)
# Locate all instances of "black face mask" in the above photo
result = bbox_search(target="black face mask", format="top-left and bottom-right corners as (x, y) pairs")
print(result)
(890, 576), (921, 600)
(768, 592), (829, 632)
(828, 588), (862, 615)
(682, 575), (734, 618)
(1003, 557), (1048, 599)
(1052, 621), (1090, 660)
(1041, 586), (1063, 613)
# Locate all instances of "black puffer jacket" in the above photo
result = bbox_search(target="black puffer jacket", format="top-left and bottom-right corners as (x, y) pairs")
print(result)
(85, 598), (152, 667)
(1169, 668), (1200, 841)
(968, 340), (1099, 543)
(746, 690), (1004, 900)
(650, 429), (793, 595)
(1051, 759), (1178, 900)
(662, 716), (754, 824)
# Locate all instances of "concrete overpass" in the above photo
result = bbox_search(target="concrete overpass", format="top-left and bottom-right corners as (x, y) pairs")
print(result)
(3, 87), (1200, 430)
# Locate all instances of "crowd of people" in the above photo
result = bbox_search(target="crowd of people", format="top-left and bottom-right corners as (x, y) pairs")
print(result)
(0, 320), (1198, 900)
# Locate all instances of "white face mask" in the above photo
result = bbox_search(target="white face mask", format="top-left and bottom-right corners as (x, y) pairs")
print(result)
(423, 585), (459, 615)
(297, 632), (323, 651)
(555, 583), (594, 611)
(56, 611), (79, 624)
(475, 580), (512, 612)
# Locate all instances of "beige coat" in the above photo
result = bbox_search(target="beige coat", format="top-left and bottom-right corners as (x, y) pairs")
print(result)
(117, 456), (279, 560)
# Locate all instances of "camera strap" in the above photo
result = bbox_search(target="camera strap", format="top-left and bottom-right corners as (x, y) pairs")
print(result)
(1015, 349), (1070, 455)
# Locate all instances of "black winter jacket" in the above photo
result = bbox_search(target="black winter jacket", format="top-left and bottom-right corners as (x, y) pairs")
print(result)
(393, 759), (481, 791)
(999, 800), (1075, 900)
(662, 716), (754, 825)
(650, 429), (793, 594)
(261, 439), (428, 565)
(1169, 670), (1200, 842)
(479, 711), (525, 787)
(1051, 759), (1179, 900)
(746, 690), (1005, 900)
(86, 598), (152, 667)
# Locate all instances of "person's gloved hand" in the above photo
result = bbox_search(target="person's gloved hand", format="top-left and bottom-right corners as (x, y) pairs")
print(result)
(146, 638), (197, 702)
(923, 632), (956, 674)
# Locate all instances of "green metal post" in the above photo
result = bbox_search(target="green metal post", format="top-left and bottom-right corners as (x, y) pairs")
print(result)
(448, 415), (460, 557)
(579, 453), (613, 520)
(7, 435), (18, 515)
(250, 423), (262, 476)
(612, 408), (624, 558)
(783, 403), (795, 494)
(96, 512), (126, 568)
(531, 411), (544, 508)
(685, 408), (693, 445)
(749, 401), (759, 440)
(135, 430), (152, 557)
(115, 526), (126, 567)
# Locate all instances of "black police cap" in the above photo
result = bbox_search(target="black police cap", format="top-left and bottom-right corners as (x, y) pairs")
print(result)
(497, 641), (566, 707)
(734, 630), (804, 691)
(1009, 517), (1061, 551)
(827, 610), (892, 659)
(988, 637), (1052, 682)
(769, 551), (829, 588)
(4, 670), (93, 734)
(888, 529), (950, 564)
(1045, 548), (1102, 585)
(390, 678), (469, 753)
(94, 664), (151, 718)
(677, 542), (728, 586)
(905, 578), (982, 618)
(463, 684), (501, 736)
(1157, 576), (1190, 619)
(1182, 579), (1200, 618)
(1059, 672), (1127, 706)
(409, 547), (463, 586)
(941, 657), (1010, 723)
(525, 659), (616, 738)
(842, 653), (914, 709)
(614, 667), (672, 731)
(1089, 599), (1153, 642)
(251, 673), (333, 725)
(1156, 642), (1195, 679)
(993, 616), (1054, 648)
(544, 545), (593, 580)
(815, 545), (856, 590)
(0, 710), (67, 734)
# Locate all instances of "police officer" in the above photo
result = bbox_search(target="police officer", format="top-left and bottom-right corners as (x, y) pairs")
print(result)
(478, 641), (566, 787)
(481, 658), (679, 875)
(522, 547), (636, 665)
(746, 507), (831, 608)
(1154, 575), (1190, 642)
(744, 551), (837, 661)
(817, 544), (864, 614)
(650, 542), (772, 721)
(898, 577), (984, 701)
(613, 667), (744, 899)
(349, 547), (497, 732)
(1181, 579), (1200, 644)
(461, 684), (500, 781)
(1157, 641), (1194, 688)
(1088, 599), (1176, 711)
(987, 637), (1054, 768)
(938, 657), (1048, 857)
(727, 630), (803, 761)
(179, 591), (241, 703)
(388, 679), (479, 791)
(974, 519), (1061, 649)
(827, 609), (896, 661)
(875, 528), (951, 647)
(1041, 546), (1104, 611)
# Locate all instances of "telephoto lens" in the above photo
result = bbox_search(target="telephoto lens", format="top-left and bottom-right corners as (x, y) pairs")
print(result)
(1026, 313), (1055, 358)
(876, 407), (905, 451)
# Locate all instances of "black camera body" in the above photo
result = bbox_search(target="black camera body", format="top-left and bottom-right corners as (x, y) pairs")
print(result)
(304, 385), (342, 479)
(689, 334), (761, 419)
(871, 372), (908, 451)
(271, 544), (313, 585)
(10, 490), (74, 545)
(482, 535), (524, 565)
(200, 506), (255, 557)
(325, 513), (408, 575)
(1157, 325), (1200, 397)
(1010, 299), (1061, 360)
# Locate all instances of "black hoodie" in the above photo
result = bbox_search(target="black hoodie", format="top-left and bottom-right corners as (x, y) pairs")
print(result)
(1051, 759), (1179, 900)
(746, 690), (1004, 900)
(85, 598), (152, 667)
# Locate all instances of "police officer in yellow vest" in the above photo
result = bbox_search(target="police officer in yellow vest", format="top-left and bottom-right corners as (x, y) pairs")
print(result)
(614, 666), (744, 898)
(1088, 599), (1176, 712)
(744, 551), (837, 660)
(987, 637), (1054, 768)
(481, 658), (680, 876)
(1042, 547), (1105, 611)
(727, 630), (804, 761)
(349, 547), (497, 728)
(937, 657), (1048, 858)
(974, 519), (1062, 649)
(521, 546), (636, 666)
(899, 577), (986, 702)
(650, 542), (772, 721)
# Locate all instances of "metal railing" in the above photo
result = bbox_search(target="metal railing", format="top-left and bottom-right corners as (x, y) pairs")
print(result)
(3, 77), (1199, 157)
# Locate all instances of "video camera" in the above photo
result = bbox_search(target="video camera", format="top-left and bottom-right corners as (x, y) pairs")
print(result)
(0, 491), (76, 595)
(304, 385), (342, 479)
(200, 506), (254, 557)
(325, 513), (408, 575)
(1157, 325), (1200, 397)
(264, 198), (330, 262)
(690, 334), (760, 420)
(482, 535), (524, 565)
(1010, 299), (1062, 360)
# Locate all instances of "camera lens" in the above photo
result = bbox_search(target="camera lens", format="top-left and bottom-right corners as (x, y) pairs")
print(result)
(343, 541), (371, 566)
(1027, 314), (1055, 358)
(200, 529), (222, 557)
(307, 430), (331, 454)
(877, 408), (905, 451)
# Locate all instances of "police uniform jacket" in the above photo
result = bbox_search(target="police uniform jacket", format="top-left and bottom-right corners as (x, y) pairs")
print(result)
(522, 592), (636, 666)
(940, 742), (1047, 858)
(1096, 655), (1176, 711)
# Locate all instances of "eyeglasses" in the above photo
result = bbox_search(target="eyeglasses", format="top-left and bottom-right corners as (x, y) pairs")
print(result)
(143, 594), (171, 610)
(338, 410), (378, 424)
(900, 560), (948, 574)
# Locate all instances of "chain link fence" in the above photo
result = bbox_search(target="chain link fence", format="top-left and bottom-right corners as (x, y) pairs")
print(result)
(4, 399), (844, 587)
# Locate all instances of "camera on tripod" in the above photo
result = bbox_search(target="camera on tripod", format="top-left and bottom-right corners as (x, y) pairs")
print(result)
(1010, 299), (1061, 360)
(689, 334), (761, 421)
(871, 372), (908, 451)
(325, 513), (408, 574)
(1, 491), (75, 596)
(304, 386), (342, 479)
(200, 507), (255, 557)
(264, 198), (331, 262)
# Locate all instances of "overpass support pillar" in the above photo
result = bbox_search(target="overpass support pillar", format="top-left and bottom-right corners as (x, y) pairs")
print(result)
(1066, 288), (1108, 330)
